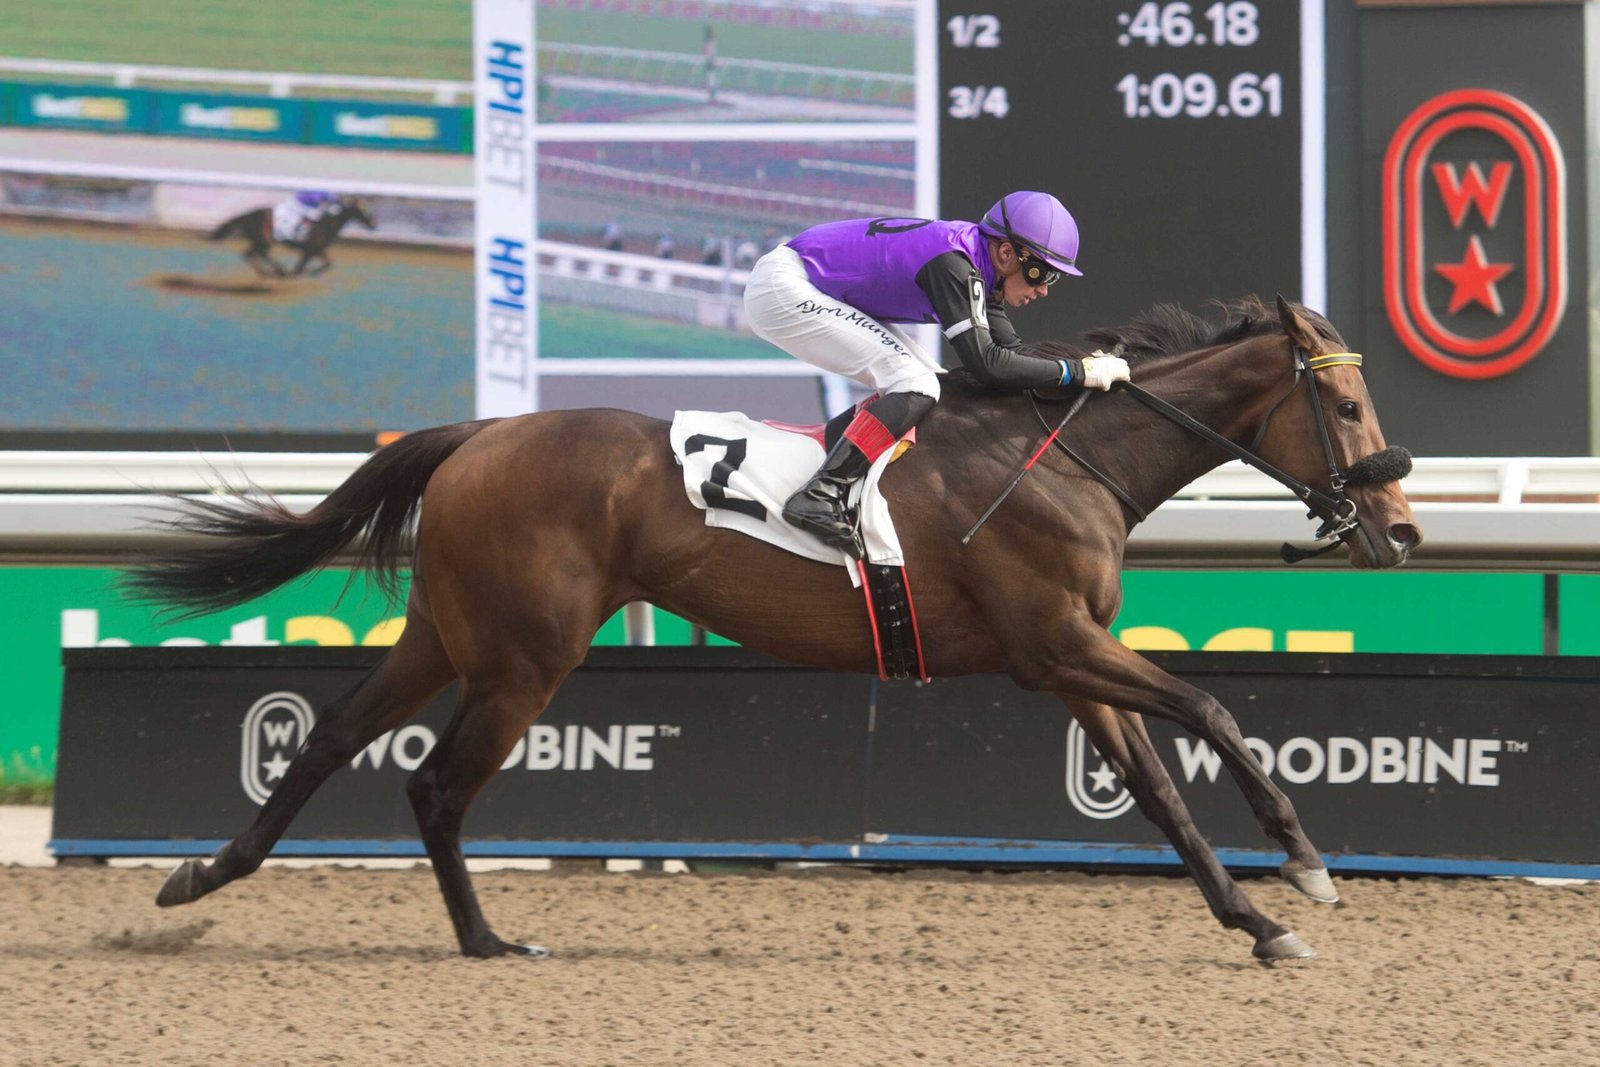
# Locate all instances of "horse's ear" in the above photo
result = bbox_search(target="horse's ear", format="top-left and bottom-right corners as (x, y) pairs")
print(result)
(1275, 293), (1319, 351)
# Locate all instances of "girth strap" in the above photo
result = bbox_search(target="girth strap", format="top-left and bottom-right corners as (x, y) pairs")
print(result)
(856, 562), (928, 682)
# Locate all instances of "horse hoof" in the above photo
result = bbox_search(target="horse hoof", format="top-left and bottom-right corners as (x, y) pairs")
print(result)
(1280, 863), (1340, 904)
(155, 859), (207, 908)
(466, 938), (550, 959)
(1253, 931), (1316, 962)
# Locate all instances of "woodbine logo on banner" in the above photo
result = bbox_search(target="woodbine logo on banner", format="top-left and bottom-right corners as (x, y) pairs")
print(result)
(1063, 721), (1510, 823)
(241, 691), (1514, 812)
(241, 689), (669, 806)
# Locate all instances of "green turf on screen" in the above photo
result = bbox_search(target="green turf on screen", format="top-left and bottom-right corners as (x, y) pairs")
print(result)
(541, 303), (779, 362)
(5, 2), (910, 82)
(1, 0), (470, 79)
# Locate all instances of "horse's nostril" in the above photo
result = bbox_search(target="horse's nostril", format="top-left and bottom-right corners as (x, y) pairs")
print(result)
(1388, 522), (1421, 548)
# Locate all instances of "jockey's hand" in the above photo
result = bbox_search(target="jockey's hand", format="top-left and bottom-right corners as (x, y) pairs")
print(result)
(1082, 352), (1131, 391)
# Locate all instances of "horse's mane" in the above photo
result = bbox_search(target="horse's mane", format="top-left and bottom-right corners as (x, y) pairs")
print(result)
(1081, 295), (1344, 361)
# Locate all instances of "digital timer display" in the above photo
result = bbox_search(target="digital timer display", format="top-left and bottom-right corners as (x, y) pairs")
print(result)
(939, 0), (1307, 345)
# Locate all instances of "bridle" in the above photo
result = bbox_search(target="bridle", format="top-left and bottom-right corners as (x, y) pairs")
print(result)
(1124, 345), (1366, 562)
(1001, 342), (1411, 563)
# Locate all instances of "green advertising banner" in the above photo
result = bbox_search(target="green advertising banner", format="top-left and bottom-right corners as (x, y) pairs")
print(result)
(0, 566), (1572, 787)
(0, 566), (719, 787)
(0, 84), (471, 153)
(1558, 575), (1600, 655)
(8, 82), (151, 132)
(1113, 571), (1547, 655)
(152, 90), (309, 142)
(309, 99), (467, 152)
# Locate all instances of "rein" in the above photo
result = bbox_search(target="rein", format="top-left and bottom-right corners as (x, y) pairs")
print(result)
(1114, 346), (1369, 562)
(962, 390), (1091, 544)
(1116, 347), (1358, 516)
(972, 344), (1389, 563)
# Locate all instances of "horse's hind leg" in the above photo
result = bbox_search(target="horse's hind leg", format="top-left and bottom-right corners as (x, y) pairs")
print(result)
(156, 610), (457, 907)
(1067, 700), (1314, 962)
(403, 578), (609, 956)
(403, 670), (572, 958)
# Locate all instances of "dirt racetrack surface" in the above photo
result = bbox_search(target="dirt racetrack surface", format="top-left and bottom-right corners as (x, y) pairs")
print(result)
(0, 864), (1595, 1066)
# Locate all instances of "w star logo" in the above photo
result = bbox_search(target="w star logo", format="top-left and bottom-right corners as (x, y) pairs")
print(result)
(1382, 89), (1568, 380)
(1064, 721), (1134, 821)
(240, 691), (314, 805)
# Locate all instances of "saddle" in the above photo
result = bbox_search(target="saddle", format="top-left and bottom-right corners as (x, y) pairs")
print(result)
(670, 409), (928, 681)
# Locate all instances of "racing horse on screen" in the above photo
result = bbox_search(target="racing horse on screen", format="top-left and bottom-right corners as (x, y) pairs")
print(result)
(129, 296), (1420, 963)
(207, 198), (375, 278)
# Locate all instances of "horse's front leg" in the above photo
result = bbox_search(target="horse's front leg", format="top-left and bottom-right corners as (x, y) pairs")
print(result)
(1028, 622), (1338, 905)
(1066, 699), (1314, 961)
(303, 253), (330, 277)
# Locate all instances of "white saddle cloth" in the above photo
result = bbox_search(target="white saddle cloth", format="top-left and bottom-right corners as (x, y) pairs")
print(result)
(669, 410), (908, 582)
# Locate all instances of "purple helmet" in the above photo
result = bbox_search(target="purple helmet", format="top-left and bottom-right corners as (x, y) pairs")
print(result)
(977, 191), (1082, 277)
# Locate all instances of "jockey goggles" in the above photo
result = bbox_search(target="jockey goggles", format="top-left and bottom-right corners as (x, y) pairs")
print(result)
(1016, 248), (1062, 288)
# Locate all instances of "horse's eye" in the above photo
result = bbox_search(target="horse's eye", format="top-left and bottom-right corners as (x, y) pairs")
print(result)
(1336, 400), (1360, 421)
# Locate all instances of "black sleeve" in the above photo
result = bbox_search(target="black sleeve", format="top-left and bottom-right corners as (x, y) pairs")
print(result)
(913, 252), (1081, 390)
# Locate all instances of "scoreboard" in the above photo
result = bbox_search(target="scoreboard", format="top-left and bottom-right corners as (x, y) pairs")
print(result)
(938, 0), (1311, 344)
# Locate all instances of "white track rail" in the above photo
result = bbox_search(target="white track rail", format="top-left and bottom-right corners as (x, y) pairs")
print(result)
(0, 156), (471, 201)
(5, 454), (1599, 570)
(0, 57), (471, 105)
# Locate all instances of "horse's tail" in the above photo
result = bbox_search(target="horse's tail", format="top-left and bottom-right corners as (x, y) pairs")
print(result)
(123, 420), (495, 616)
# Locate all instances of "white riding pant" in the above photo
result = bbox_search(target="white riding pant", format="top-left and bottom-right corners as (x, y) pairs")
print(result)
(744, 246), (943, 401)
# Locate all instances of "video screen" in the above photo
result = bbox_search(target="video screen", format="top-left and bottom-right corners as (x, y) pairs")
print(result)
(0, 0), (926, 444)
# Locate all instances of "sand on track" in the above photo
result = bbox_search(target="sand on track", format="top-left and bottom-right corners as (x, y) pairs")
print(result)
(0, 864), (1596, 1067)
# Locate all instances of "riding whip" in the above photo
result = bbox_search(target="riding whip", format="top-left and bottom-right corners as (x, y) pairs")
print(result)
(962, 389), (1091, 545)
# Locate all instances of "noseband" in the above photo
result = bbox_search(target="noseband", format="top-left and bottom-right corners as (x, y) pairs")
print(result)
(1022, 343), (1413, 563)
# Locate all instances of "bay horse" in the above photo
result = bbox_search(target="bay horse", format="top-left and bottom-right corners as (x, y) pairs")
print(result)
(131, 295), (1420, 963)
(206, 199), (375, 278)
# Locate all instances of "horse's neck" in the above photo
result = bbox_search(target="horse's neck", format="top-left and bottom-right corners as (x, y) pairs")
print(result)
(1071, 342), (1288, 517)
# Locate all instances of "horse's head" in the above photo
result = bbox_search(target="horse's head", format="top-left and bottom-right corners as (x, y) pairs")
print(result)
(335, 199), (376, 230)
(1245, 295), (1421, 569)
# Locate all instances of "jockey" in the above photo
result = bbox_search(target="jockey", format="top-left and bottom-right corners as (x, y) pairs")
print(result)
(743, 190), (1130, 556)
(296, 189), (338, 215)
(272, 190), (338, 243)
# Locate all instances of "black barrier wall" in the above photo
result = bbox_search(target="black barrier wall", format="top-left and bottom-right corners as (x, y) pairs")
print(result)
(54, 647), (1600, 872)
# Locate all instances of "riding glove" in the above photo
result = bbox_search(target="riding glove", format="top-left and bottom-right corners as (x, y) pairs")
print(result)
(1082, 352), (1132, 390)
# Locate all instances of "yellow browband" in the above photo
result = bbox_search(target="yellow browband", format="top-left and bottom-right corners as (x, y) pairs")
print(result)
(1307, 352), (1363, 371)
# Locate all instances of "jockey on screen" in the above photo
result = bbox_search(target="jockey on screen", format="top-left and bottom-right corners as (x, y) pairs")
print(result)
(743, 190), (1131, 557)
(272, 190), (338, 244)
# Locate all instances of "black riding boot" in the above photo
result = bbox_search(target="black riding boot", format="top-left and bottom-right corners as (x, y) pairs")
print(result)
(782, 435), (872, 557)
